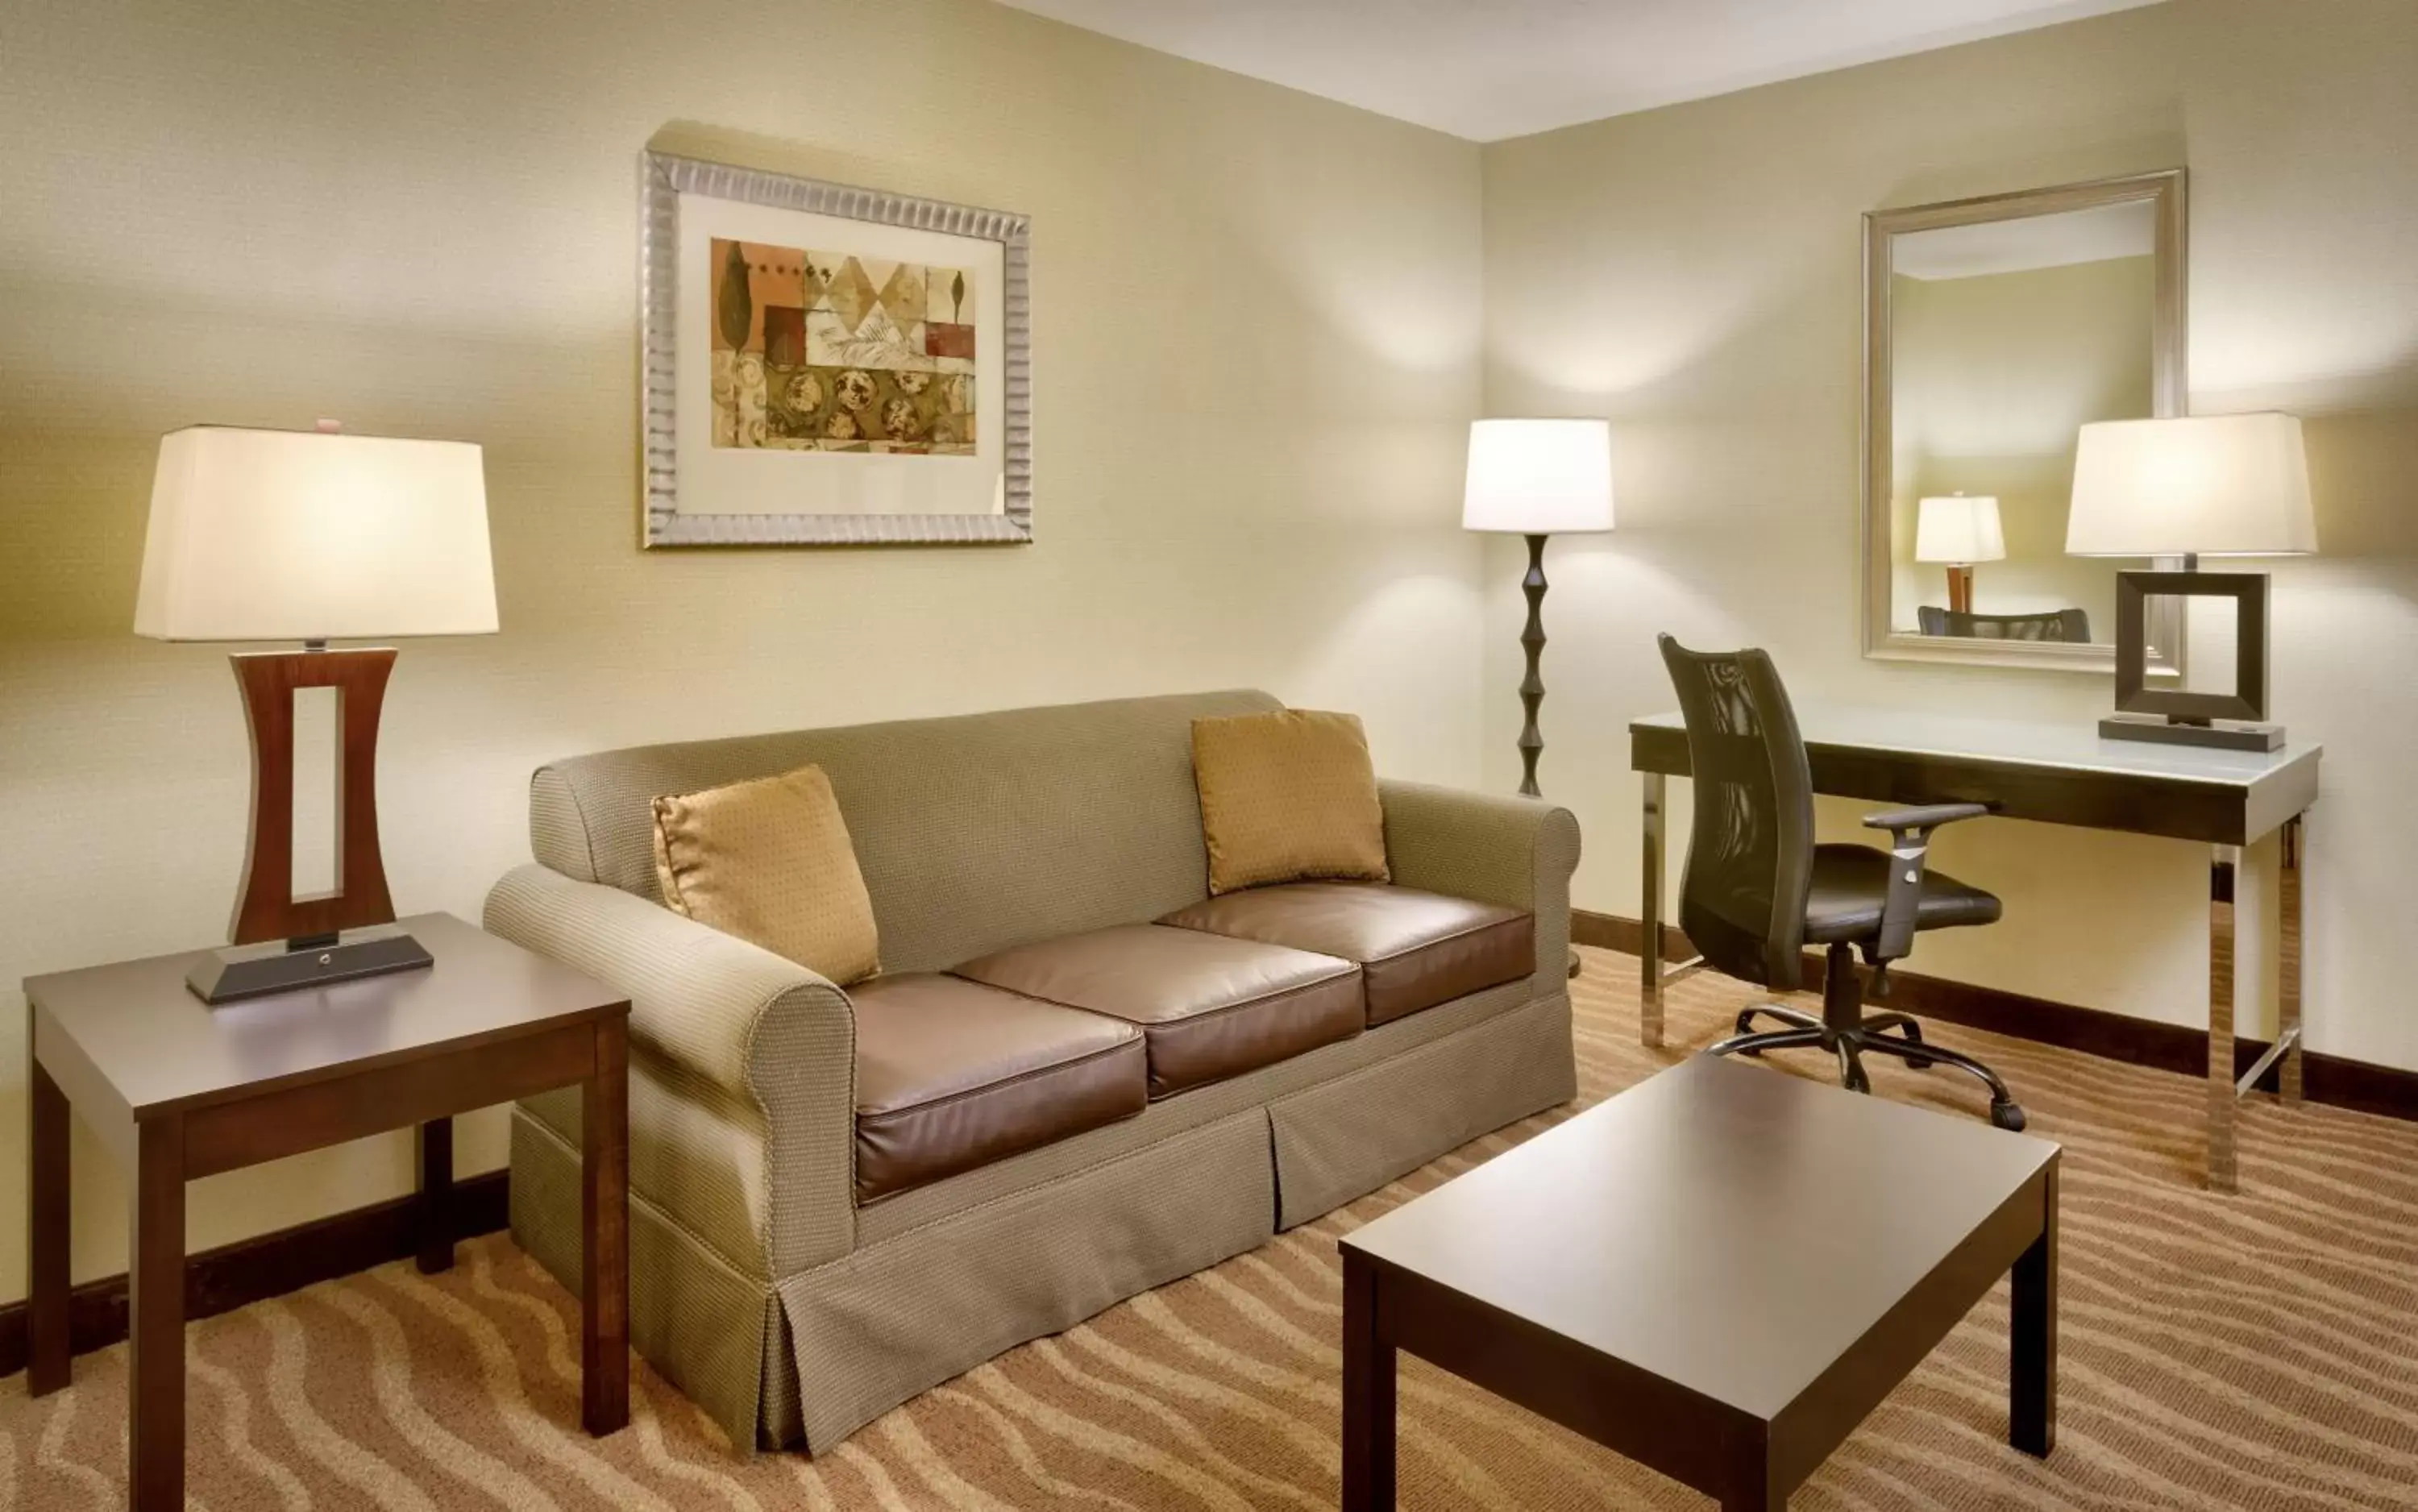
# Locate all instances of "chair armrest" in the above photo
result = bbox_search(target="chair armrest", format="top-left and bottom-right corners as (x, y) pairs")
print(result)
(1861, 802), (1991, 835)
(1378, 780), (1581, 981)
(483, 864), (858, 1273)
(1857, 804), (1988, 963)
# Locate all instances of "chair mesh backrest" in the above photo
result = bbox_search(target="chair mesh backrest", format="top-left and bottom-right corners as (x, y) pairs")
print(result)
(1657, 634), (1816, 990)
(1917, 606), (2091, 642)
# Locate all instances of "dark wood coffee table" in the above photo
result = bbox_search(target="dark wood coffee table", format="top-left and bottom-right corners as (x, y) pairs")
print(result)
(24, 912), (630, 1512)
(1340, 1053), (2058, 1511)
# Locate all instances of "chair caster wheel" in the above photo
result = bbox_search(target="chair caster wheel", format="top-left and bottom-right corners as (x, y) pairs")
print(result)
(1990, 1101), (2028, 1133)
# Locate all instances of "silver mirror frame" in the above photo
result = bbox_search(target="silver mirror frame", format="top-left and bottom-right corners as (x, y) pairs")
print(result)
(1860, 169), (2188, 674)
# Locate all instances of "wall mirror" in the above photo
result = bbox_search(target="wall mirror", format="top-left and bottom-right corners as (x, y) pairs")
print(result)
(1863, 170), (2187, 673)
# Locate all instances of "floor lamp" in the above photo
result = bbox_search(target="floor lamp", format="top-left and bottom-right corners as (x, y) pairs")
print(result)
(1463, 418), (1614, 976)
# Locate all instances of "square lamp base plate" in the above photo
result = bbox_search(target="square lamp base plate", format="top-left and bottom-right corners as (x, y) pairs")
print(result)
(187, 924), (434, 1004)
(2099, 712), (2285, 754)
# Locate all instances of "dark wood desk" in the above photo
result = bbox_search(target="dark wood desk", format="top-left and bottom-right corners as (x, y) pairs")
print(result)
(23, 912), (630, 1512)
(1340, 1054), (2059, 1511)
(1631, 707), (2321, 1192)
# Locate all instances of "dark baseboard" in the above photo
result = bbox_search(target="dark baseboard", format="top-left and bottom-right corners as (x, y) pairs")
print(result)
(1573, 910), (1687, 961)
(0, 1169), (509, 1379)
(1574, 908), (2418, 1125)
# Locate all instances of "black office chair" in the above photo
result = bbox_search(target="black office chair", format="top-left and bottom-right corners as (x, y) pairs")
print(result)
(1917, 606), (2092, 642)
(1658, 633), (2027, 1131)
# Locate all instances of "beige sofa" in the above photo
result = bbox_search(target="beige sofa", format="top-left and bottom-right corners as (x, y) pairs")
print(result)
(484, 690), (1579, 1452)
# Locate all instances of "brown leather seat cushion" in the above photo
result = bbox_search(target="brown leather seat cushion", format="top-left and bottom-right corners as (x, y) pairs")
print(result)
(1159, 882), (1533, 1026)
(951, 924), (1362, 1098)
(849, 974), (1147, 1203)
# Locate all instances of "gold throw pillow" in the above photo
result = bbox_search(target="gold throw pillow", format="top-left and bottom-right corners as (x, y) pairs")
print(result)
(650, 764), (881, 986)
(1191, 709), (1390, 896)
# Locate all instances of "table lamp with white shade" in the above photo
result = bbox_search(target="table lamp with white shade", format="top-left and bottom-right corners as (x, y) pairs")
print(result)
(1462, 418), (1614, 798)
(136, 422), (499, 1000)
(1913, 494), (2005, 614)
(2066, 412), (2315, 752)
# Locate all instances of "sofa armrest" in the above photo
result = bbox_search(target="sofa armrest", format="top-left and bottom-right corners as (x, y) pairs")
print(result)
(1378, 780), (1580, 981)
(484, 863), (858, 1273)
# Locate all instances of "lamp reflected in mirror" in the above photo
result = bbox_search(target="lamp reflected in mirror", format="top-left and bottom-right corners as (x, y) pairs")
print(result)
(1913, 493), (2004, 613)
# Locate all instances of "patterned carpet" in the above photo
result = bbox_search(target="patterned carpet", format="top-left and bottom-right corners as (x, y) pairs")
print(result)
(7, 946), (2417, 1510)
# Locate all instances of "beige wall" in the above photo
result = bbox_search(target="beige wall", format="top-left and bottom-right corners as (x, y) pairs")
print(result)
(0, 0), (1485, 1300)
(1482, 0), (2418, 1065)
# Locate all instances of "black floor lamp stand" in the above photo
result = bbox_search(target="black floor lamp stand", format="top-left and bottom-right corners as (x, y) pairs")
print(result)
(1510, 533), (1582, 978)
(1517, 533), (1550, 798)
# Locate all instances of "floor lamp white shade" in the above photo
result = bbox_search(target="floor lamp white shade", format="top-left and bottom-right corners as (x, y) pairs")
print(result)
(136, 425), (499, 642)
(1462, 418), (1614, 534)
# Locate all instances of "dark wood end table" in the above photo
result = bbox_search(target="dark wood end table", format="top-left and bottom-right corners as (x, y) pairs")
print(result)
(1340, 1053), (2059, 1511)
(24, 912), (631, 1512)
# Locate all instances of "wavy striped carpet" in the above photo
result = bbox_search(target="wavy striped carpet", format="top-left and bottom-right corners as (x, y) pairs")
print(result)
(8, 946), (2417, 1510)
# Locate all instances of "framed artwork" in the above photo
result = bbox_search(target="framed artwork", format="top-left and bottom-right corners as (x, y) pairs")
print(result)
(639, 151), (1032, 546)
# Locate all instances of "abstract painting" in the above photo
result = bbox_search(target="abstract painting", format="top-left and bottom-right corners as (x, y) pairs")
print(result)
(708, 239), (979, 455)
(640, 150), (1032, 546)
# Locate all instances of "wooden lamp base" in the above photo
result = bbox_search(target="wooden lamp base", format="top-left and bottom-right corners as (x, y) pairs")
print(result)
(1943, 564), (1976, 613)
(187, 645), (431, 1003)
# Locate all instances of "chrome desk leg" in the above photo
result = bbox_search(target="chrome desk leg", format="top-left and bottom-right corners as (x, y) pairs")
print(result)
(2279, 816), (2304, 1107)
(2208, 845), (2240, 1193)
(1642, 772), (1665, 1049)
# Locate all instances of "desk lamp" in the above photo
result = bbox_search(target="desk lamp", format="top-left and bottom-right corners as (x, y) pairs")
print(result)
(136, 422), (498, 1000)
(2066, 413), (2314, 752)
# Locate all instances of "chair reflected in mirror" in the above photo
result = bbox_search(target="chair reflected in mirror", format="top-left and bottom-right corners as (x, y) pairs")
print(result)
(1917, 606), (2092, 642)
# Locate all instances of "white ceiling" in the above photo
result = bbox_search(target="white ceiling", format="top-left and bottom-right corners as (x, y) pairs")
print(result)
(995, 0), (2166, 142)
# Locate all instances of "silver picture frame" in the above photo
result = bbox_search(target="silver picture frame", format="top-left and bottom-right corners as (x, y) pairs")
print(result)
(639, 150), (1033, 546)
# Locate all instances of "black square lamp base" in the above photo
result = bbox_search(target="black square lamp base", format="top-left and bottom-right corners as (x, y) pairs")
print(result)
(2099, 712), (2285, 754)
(2103, 568), (2287, 754)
